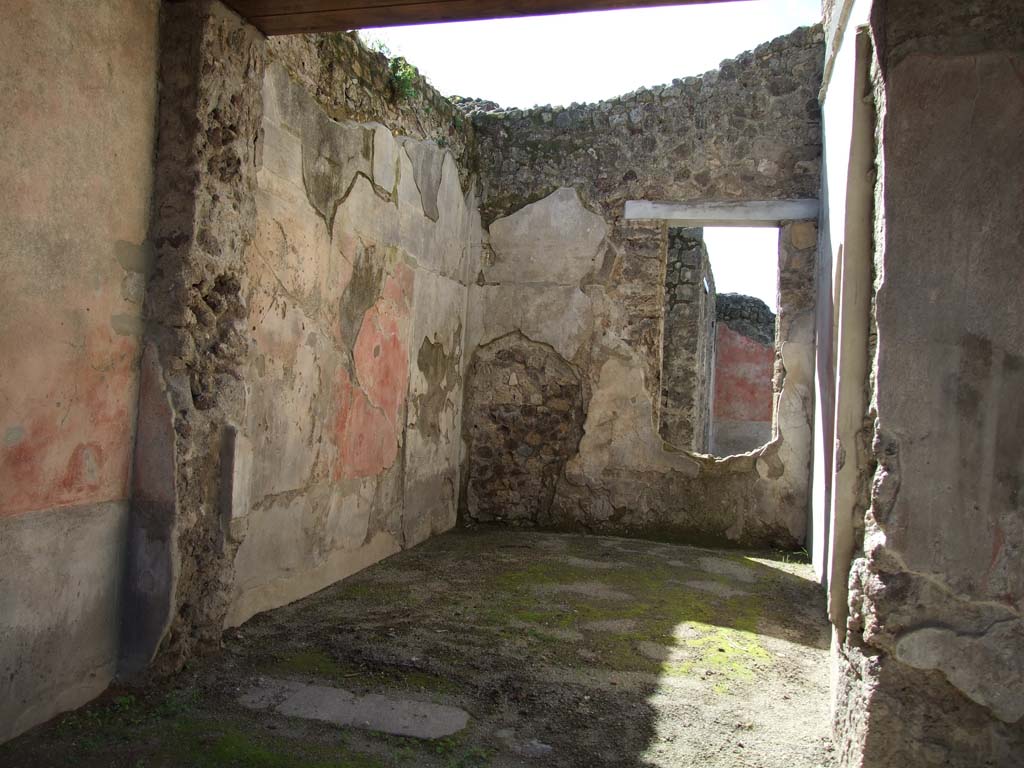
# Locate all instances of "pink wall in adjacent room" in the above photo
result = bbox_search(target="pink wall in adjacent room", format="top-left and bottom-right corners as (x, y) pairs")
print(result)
(713, 323), (774, 422)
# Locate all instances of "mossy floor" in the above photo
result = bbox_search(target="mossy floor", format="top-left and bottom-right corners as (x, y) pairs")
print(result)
(3, 530), (835, 767)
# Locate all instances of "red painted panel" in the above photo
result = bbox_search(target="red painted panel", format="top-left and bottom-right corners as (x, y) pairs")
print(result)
(332, 264), (413, 480)
(1, 323), (137, 517)
(336, 383), (399, 480)
(713, 323), (774, 422)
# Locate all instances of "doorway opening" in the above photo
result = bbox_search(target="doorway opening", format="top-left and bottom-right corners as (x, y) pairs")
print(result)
(660, 225), (781, 456)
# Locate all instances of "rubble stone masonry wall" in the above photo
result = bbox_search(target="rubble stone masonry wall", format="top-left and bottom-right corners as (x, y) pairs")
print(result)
(1, 1), (828, 743)
(662, 228), (716, 452)
(266, 32), (477, 190)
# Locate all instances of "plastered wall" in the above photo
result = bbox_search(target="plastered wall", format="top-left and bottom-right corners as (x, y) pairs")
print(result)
(461, 27), (824, 547)
(225, 61), (483, 627)
(824, 0), (1024, 764)
(0, 0), (161, 743)
(121, 0), (484, 679)
(712, 307), (775, 457)
(0, 3), (825, 744)
(6, 5), (1024, 764)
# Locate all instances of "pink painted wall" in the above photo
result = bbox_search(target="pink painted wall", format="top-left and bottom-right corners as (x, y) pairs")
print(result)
(713, 323), (774, 422)
(0, 0), (159, 518)
(0, 0), (161, 745)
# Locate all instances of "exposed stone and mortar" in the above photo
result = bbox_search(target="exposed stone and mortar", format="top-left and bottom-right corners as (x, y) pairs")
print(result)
(134, 12), (826, 688)
(266, 32), (478, 190)
(461, 333), (586, 526)
(717, 293), (776, 346)
(1, 0), (823, 742)
(125, 0), (485, 685)
(124, 0), (267, 680)
(661, 227), (716, 452)
(470, 24), (824, 227)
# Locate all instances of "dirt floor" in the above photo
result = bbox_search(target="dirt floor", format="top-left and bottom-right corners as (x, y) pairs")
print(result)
(2, 529), (836, 767)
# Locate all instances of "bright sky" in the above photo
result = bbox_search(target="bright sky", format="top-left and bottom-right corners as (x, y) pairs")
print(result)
(362, 0), (820, 309)
(362, 0), (822, 108)
(704, 228), (779, 310)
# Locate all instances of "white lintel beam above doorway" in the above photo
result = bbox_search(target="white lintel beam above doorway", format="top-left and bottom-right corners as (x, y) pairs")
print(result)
(624, 199), (820, 227)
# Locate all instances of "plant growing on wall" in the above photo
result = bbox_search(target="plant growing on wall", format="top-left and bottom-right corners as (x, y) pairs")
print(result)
(388, 56), (419, 102)
(358, 33), (421, 104)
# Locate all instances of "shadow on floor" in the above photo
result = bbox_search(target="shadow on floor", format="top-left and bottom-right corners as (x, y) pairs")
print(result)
(1, 529), (835, 767)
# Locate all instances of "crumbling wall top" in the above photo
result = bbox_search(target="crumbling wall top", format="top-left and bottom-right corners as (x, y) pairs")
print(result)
(716, 293), (776, 346)
(267, 32), (478, 188)
(468, 25), (824, 224)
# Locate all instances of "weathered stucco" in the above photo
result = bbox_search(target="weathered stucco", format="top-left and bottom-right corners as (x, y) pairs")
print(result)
(265, 31), (477, 191)
(123, 0), (484, 675)
(1, 503), (130, 744)
(712, 299), (775, 457)
(831, 1), (1024, 764)
(551, 221), (815, 546)
(225, 60), (482, 626)
(0, 0), (158, 516)
(462, 182), (817, 546)
(0, 0), (160, 742)
(6, 2), (1024, 764)
(458, 27), (823, 547)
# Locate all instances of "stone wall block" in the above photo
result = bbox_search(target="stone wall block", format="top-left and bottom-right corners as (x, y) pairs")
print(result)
(370, 122), (399, 194)
(219, 424), (253, 543)
(402, 139), (446, 222)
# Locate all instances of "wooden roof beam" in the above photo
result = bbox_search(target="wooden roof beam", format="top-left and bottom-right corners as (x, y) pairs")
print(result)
(223, 0), (735, 36)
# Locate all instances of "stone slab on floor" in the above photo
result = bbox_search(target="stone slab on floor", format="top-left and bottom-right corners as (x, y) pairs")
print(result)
(239, 677), (469, 739)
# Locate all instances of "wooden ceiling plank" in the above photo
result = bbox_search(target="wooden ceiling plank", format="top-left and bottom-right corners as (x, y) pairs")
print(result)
(243, 0), (725, 34)
(227, 0), (472, 17)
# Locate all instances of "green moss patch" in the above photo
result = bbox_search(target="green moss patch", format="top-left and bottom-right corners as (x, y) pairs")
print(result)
(269, 650), (459, 696)
(159, 722), (384, 768)
(463, 551), (774, 685)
